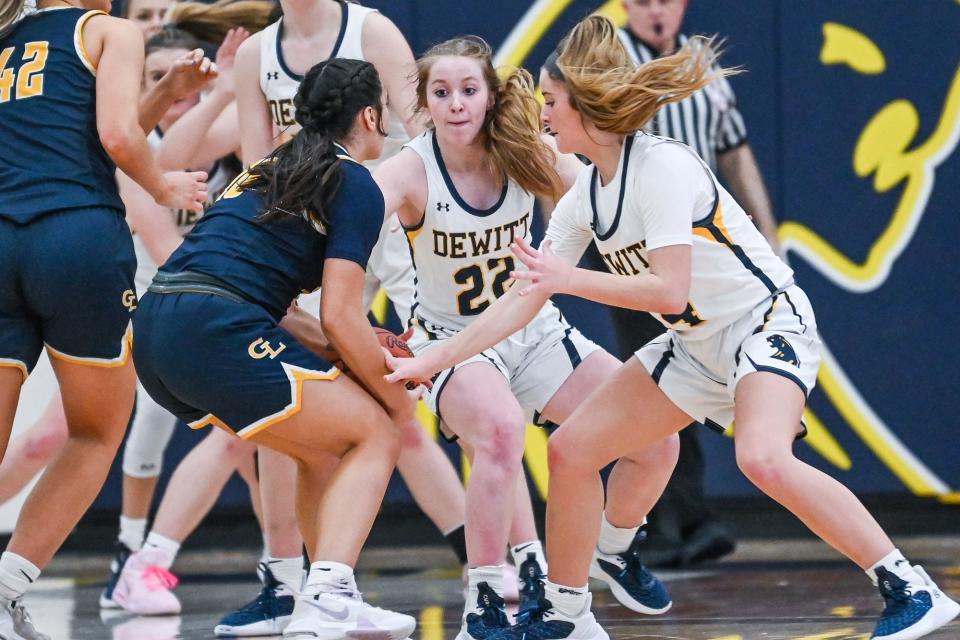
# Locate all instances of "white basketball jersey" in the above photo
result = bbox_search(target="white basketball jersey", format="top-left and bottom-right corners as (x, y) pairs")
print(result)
(547, 132), (793, 340)
(132, 129), (233, 295)
(258, 1), (407, 161)
(404, 130), (536, 330)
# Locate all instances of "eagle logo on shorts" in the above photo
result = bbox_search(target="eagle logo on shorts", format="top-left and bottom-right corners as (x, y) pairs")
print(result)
(767, 335), (799, 366)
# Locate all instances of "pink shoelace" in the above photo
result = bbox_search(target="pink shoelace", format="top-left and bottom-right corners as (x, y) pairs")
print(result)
(141, 565), (179, 591)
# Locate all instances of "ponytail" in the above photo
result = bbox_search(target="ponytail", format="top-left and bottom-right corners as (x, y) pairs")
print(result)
(166, 0), (275, 45)
(554, 15), (735, 134)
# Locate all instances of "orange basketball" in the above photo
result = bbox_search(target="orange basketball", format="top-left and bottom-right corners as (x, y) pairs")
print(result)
(374, 327), (414, 358)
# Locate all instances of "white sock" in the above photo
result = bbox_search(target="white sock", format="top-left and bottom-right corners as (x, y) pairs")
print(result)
(268, 557), (306, 594)
(544, 579), (589, 617)
(118, 516), (147, 552)
(511, 540), (547, 575)
(466, 565), (504, 615)
(866, 548), (923, 586)
(0, 552), (40, 602)
(597, 513), (641, 555)
(304, 560), (355, 594)
(142, 532), (180, 568)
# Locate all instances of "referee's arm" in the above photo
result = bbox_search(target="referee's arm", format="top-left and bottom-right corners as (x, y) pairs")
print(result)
(717, 144), (780, 254)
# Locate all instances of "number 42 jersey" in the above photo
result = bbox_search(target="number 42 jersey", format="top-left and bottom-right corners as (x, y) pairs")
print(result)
(0, 8), (123, 222)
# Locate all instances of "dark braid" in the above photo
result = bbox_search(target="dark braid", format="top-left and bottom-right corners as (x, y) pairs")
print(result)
(253, 58), (385, 229)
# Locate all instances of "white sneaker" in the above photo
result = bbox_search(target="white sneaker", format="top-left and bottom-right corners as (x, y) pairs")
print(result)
(0, 597), (50, 640)
(505, 594), (608, 640)
(872, 565), (960, 640)
(111, 548), (181, 616)
(283, 587), (415, 640)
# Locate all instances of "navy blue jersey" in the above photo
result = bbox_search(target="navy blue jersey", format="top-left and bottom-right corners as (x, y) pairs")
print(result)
(0, 8), (122, 222)
(162, 156), (385, 320)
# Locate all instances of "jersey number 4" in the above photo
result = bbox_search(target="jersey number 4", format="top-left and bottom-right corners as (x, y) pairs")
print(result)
(454, 257), (515, 315)
(0, 41), (48, 103)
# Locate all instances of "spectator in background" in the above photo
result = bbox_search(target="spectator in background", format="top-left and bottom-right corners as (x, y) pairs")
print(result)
(610, 0), (780, 567)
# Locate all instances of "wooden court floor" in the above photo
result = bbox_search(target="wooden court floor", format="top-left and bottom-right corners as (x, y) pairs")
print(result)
(27, 537), (960, 639)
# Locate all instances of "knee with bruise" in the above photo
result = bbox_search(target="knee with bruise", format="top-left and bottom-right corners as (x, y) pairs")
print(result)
(24, 425), (68, 460)
(471, 413), (525, 473)
(735, 444), (790, 492)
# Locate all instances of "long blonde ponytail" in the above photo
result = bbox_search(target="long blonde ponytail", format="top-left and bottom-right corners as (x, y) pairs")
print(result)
(554, 15), (735, 134)
(166, 0), (275, 44)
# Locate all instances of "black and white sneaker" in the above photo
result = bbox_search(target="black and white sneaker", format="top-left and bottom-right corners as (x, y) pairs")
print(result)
(455, 582), (510, 640)
(491, 595), (607, 640)
(589, 532), (671, 614)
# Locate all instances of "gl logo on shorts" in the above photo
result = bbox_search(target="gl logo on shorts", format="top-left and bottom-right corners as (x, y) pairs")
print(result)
(121, 289), (138, 311)
(248, 337), (287, 360)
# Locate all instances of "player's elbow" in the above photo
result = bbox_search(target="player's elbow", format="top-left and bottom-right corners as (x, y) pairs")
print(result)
(658, 296), (688, 316)
(99, 124), (137, 163)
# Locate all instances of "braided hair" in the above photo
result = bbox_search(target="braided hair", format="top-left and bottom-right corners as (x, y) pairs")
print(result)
(254, 57), (385, 230)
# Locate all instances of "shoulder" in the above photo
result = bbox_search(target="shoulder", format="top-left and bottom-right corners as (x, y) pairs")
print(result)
(338, 160), (384, 204)
(236, 31), (263, 63)
(634, 137), (704, 181)
(361, 11), (411, 62)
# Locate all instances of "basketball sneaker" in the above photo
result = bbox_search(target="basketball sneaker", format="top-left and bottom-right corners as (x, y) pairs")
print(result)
(283, 578), (415, 640)
(455, 582), (510, 640)
(589, 532), (671, 615)
(517, 553), (546, 614)
(111, 548), (181, 616)
(871, 565), (960, 639)
(99, 541), (134, 609)
(490, 594), (607, 640)
(0, 597), (49, 640)
(215, 562), (295, 637)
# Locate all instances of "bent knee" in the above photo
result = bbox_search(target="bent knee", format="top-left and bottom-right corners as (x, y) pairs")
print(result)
(470, 416), (525, 468)
(735, 447), (792, 490)
(548, 430), (596, 474)
(24, 428), (68, 459)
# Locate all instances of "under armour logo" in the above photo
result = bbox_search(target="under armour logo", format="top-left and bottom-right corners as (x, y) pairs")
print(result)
(436, 202), (450, 212)
(266, 71), (279, 80)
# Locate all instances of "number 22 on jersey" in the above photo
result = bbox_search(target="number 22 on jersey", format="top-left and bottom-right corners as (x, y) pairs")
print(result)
(0, 41), (48, 103)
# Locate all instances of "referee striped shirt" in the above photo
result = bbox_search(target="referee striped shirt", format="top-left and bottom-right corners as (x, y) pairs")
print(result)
(618, 29), (747, 172)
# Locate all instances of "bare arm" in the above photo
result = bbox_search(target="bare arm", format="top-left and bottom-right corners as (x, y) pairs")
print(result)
(139, 49), (217, 134)
(373, 149), (426, 226)
(717, 144), (780, 253)
(119, 172), (181, 265)
(362, 13), (424, 137)
(86, 16), (207, 211)
(235, 33), (275, 166)
(321, 259), (414, 424)
(386, 282), (548, 385)
(156, 28), (248, 170)
(158, 99), (239, 170)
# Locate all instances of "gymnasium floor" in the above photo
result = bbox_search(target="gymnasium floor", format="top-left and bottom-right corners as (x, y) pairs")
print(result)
(28, 537), (960, 640)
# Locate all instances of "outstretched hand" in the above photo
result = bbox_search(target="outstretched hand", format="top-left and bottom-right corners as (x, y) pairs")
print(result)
(161, 48), (218, 100)
(214, 28), (250, 96)
(509, 237), (572, 297)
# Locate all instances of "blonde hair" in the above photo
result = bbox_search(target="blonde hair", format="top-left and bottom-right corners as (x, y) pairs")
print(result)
(553, 15), (735, 134)
(0, 0), (27, 35)
(167, 0), (275, 44)
(415, 36), (562, 201)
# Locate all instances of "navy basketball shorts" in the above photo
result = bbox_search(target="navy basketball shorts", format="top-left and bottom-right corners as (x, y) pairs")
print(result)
(132, 291), (340, 439)
(0, 208), (136, 380)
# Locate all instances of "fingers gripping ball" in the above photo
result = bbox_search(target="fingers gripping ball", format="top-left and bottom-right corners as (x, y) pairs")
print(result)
(374, 327), (414, 358)
(325, 327), (415, 373)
